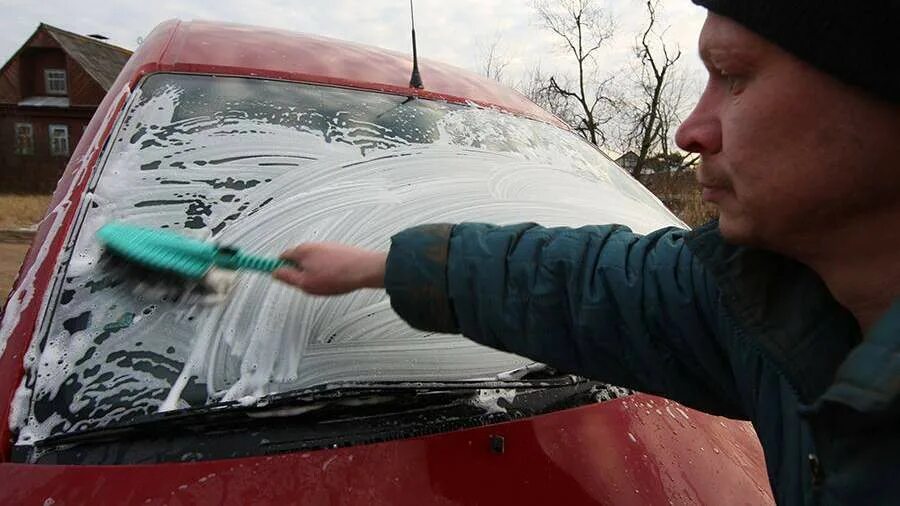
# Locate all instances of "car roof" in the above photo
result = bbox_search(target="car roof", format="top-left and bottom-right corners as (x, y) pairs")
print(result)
(140, 19), (565, 128)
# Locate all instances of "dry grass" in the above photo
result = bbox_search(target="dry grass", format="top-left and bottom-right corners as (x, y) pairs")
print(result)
(642, 172), (718, 228)
(0, 243), (31, 304)
(0, 194), (52, 229)
(675, 191), (719, 228)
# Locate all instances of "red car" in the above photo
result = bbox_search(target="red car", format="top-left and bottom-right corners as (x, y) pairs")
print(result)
(0, 20), (773, 505)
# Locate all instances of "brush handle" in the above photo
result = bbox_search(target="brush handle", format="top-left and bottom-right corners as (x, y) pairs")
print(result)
(215, 248), (291, 273)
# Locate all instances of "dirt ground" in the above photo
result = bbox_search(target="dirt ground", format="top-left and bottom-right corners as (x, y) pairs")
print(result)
(0, 242), (31, 306)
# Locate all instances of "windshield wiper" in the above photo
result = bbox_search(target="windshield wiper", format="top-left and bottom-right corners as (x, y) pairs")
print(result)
(495, 362), (559, 381)
(36, 377), (581, 448)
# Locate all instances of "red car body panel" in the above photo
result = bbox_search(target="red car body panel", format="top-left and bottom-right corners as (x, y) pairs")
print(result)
(0, 19), (774, 504)
(2, 399), (771, 505)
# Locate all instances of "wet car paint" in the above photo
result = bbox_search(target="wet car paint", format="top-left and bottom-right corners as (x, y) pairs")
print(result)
(1, 397), (772, 505)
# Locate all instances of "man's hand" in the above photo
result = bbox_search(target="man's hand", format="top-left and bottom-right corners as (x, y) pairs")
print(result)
(273, 243), (387, 295)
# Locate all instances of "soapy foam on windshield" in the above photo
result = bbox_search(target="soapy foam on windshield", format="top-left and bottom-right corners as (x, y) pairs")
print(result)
(5, 84), (133, 438)
(158, 147), (680, 408)
(12, 76), (682, 443)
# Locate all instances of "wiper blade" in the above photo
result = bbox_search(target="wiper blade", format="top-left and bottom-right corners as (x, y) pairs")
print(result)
(36, 378), (582, 448)
(495, 362), (561, 381)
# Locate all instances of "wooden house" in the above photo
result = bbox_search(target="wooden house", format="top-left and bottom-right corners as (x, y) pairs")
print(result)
(0, 24), (132, 192)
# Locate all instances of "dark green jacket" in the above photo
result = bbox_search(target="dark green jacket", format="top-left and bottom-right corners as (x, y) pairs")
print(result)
(384, 221), (900, 505)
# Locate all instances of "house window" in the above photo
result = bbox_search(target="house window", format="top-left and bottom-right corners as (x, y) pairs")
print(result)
(45, 69), (67, 95)
(49, 124), (69, 156)
(15, 123), (34, 155)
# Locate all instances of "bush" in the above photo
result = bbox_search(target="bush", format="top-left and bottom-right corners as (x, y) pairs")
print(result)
(641, 171), (717, 228)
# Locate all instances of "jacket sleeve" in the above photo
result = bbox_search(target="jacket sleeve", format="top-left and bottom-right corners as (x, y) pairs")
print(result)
(385, 222), (745, 418)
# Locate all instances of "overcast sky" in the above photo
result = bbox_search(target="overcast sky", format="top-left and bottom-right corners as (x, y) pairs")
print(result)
(1, 0), (708, 85)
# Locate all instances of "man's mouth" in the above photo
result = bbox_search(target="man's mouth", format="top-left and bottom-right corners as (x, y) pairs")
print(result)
(695, 163), (730, 202)
(700, 185), (728, 202)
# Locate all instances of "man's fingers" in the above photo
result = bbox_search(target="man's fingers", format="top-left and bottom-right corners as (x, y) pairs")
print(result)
(274, 242), (379, 295)
(273, 266), (307, 289)
(279, 245), (306, 263)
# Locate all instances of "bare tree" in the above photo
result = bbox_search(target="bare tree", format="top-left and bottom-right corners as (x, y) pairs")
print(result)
(655, 70), (700, 171)
(517, 64), (580, 126)
(622, 0), (696, 178)
(533, 0), (618, 146)
(476, 36), (511, 84)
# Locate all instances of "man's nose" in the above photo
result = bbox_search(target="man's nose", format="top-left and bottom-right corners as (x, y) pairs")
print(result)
(675, 90), (723, 155)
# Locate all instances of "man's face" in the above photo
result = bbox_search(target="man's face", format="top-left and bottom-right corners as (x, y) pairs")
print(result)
(676, 13), (900, 252)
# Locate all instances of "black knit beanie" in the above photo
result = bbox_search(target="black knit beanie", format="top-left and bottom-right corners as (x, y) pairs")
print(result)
(691, 0), (900, 104)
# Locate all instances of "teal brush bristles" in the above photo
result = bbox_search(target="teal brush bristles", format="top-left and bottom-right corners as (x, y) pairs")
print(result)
(96, 222), (288, 280)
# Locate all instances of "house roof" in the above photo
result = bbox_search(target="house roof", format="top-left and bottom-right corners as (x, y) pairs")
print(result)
(40, 24), (132, 90)
(0, 23), (133, 92)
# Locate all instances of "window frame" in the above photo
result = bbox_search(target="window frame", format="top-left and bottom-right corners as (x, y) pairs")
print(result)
(44, 68), (68, 95)
(14, 122), (34, 156)
(49, 123), (69, 156)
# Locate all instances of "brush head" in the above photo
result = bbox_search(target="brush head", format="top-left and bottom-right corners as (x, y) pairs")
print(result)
(97, 222), (217, 280)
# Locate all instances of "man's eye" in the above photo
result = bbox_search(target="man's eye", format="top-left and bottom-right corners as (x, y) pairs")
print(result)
(718, 69), (743, 94)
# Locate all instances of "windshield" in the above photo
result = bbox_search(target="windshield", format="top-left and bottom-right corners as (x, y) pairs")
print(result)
(12, 73), (682, 444)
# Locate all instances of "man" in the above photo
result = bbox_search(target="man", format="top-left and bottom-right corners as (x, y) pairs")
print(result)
(274, 2), (900, 504)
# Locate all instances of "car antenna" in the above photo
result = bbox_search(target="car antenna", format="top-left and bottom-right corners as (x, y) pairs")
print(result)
(408, 0), (424, 89)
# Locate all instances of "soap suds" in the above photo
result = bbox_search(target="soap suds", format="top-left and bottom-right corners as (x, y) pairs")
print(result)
(13, 74), (683, 444)
(471, 388), (518, 414)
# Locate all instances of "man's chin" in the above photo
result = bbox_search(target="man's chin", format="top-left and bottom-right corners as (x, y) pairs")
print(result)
(716, 214), (760, 246)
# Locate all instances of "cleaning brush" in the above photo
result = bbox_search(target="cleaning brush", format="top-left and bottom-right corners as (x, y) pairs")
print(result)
(96, 222), (290, 301)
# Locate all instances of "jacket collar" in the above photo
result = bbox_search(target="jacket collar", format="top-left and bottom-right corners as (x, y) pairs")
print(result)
(816, 300), (900, 417)
(684, 221), (862, 404)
